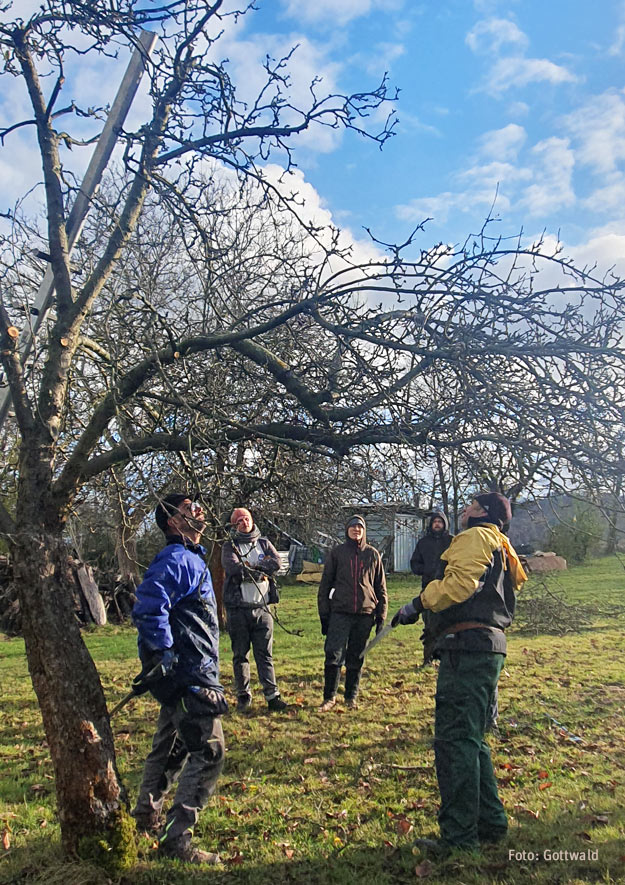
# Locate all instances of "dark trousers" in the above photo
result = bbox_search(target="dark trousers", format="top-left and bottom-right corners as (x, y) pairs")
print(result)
(134, 694), (225, 844)
(323, 611), (374, 701)
(227, 606), (280, 701)
(434, 650), (507, 848)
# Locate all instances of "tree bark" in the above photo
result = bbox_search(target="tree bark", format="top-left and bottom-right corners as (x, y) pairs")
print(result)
(13, 526), (128, 855)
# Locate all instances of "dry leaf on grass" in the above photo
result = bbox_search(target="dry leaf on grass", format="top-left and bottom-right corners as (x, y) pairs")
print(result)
(415, 859), (432, 877)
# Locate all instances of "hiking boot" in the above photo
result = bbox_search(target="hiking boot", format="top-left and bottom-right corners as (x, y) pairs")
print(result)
(345, 697), (358, 710)
(158, 835), (221, 864)
(412, 837), (451, 859)
(132, 809), (162, 835)
(413, 837), (478, 859)
(318, 697), (336, 712)
(267, 696), (288, 712)
(236, 694), (252, 713)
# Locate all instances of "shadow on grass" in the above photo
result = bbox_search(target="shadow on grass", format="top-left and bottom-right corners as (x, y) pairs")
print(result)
(5, 836), (622, 885)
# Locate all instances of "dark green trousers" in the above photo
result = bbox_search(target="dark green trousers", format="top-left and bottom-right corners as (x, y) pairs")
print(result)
(434, 650), (507, 848)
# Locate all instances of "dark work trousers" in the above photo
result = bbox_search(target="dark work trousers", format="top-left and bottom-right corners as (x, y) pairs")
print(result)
(134, 694), (225, 845)
(434, 650), (508, 848)
(323, 611), (375, 701)
(227, 606), (280, 701)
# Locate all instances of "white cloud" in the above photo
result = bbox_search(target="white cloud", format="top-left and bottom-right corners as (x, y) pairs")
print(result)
(280, 0), (402, 28)
(261, 164), (383, 266)
(564, 91), (625, 174)
(477, 123), (526, 161)
(395, 130), (577, 227)
(485, 56), (578, 95)
(609, 25), (625, 55)
(520, 137), (575, 215)
(210, 31), (345, 154)
(364, 41), (405, 75)
(466, 18), (528, 55)
(581, 173), (625, 215)
(467, 16), (578, 96)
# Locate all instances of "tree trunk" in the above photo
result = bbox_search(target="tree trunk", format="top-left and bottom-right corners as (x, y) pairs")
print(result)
(13, 526), (131, 859)
(115, 520), (140, 585)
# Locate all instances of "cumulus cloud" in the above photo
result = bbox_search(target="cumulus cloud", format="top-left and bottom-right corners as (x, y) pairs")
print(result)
(395, 129), (578, 227)
(520, 137), (575, 215)
(279, 0), (402, 28)
(208, 30), (345, 154)
(467, 16), (579, 96)
(477, 123), (526, 161)
(486, 56), (578, 94)
(563, 91), (625, 174)
(466, 18), (527, 54)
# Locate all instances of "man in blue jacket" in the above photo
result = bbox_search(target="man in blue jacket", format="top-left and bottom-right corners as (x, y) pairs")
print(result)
(132, 493), (226, 865)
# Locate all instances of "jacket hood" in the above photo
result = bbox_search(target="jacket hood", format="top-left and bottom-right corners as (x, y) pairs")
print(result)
(427, 511), (449, 533)
(345, 514), (367, 547)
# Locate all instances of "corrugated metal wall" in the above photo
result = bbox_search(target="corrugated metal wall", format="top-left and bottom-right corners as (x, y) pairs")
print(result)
(393, 514), (422, 572)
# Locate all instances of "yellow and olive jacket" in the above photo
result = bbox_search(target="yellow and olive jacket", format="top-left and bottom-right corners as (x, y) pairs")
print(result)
(417, 522), (527, 654)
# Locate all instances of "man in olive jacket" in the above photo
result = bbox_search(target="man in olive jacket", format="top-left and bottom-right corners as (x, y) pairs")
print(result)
(317, 515), (387, 711)
(392, 492), (527, 855)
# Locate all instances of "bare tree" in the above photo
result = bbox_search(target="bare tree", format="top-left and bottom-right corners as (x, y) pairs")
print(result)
(1, 0), (625, 866)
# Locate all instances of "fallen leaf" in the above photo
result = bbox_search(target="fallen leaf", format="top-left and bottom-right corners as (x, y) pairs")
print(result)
(1, 829), (10, 851)
(396, 819), (413, 836)
(303, 757), (316, 764)
(538, 782), (552, 791)
(513, 804), (540, 819)
(538, 770), (549, 779)
(228, 851), (244, 865)
(415, 859), (433, 878)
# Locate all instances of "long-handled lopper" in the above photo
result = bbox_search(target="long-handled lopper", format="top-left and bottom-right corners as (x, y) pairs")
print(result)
(109, 661), (167, 717)
(360, 622), (396, 659)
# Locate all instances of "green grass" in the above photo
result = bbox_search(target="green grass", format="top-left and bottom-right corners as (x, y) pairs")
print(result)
(1, 558), (625, 884)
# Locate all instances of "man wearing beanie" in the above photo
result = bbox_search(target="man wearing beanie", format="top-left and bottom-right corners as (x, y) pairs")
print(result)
(392, 492), (527, 855)
(317, 514), (388, 711)
(221, 507), (287, 712)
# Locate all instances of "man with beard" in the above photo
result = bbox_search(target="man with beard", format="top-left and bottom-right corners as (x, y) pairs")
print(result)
(132, 493), (226, 865)
(410, 511), (453, 663)
(222, 507), (287, 713)
(392, 493), (527, 856)
(317, 514), (388, 711)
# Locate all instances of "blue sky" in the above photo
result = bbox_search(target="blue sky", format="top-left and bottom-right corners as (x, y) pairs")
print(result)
(239, 0), (625, 268)
(3, 0), (625, 272)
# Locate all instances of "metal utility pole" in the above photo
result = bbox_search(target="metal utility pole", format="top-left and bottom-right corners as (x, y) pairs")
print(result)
(0, 29), (157, 429)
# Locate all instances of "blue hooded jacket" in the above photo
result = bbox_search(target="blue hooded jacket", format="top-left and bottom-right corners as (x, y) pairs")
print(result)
(132, 537), (222, 699)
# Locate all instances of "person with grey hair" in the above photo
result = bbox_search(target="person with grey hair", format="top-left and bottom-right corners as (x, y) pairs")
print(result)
(317, 514), (387, 711)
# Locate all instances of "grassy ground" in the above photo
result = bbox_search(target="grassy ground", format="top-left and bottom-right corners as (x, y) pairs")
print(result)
(1, 558), (625, 884)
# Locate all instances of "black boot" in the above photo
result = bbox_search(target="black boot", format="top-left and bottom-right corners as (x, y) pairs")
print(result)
(323, 663), (341, 701)
(344, 666), (362, 702)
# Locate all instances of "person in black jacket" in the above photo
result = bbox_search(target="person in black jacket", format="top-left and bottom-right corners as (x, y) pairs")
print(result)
(411, 512), (453, 664)
(410, 512), (453, 589)
(221, 507), (287, 713)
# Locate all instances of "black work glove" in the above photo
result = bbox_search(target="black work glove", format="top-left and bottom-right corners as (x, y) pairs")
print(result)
(391, 600), (422, 627)
(135, 647), (177, 688)
(375, 619), (385, 635)
(320, 614), (330, 636)
(186, 686), (229, 716)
